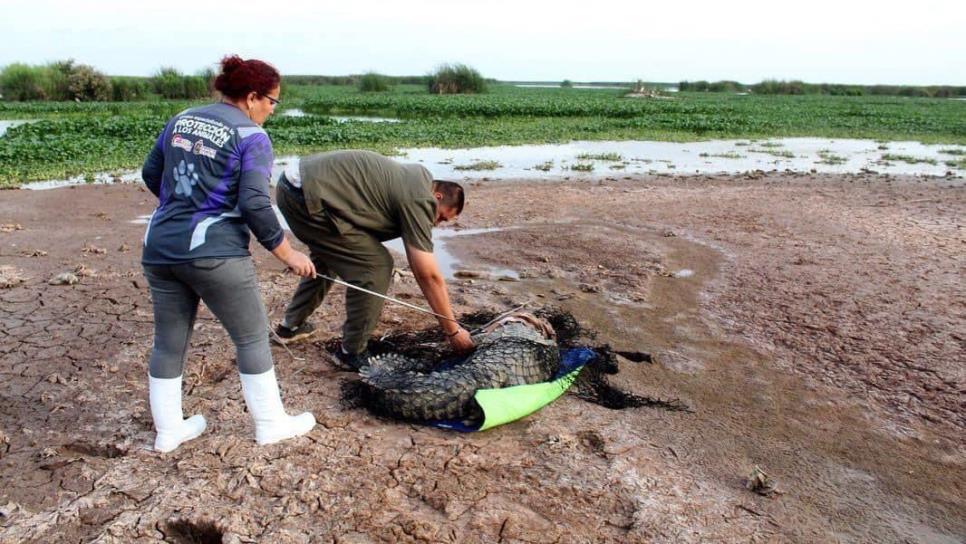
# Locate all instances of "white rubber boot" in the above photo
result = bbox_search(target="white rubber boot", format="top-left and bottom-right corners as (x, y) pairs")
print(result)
(149, 375), (207, 453)
(239, 368), (316, 445)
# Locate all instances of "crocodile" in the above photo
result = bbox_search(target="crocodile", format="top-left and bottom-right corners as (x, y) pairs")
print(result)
(358, 313), (560, 423)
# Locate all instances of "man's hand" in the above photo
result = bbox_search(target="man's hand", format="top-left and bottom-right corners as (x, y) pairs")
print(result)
(446, 326), (474, 353)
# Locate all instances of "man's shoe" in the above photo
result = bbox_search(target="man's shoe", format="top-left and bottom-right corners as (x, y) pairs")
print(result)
(332, 347), (371, 371)
(272, 322), (316, 345)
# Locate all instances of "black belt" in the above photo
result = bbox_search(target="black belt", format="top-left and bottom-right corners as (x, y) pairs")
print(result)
(278, 173), (305, 202)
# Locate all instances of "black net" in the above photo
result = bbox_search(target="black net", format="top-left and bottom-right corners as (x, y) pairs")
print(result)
(338, 307), (690, 417)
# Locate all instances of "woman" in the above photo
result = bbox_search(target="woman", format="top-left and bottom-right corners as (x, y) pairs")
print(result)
(141, 55), (316, 452)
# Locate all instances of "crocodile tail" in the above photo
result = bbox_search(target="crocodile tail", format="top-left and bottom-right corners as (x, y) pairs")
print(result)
(360, 354), (483, 421)
(359, 353), (423, 382)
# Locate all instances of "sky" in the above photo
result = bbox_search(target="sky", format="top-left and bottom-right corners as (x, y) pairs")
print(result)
(2, 0), (964, 85)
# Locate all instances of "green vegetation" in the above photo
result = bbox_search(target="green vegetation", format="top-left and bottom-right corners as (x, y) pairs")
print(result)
(0, 60), (112, 101)
(699, 152), (746, 159)
(359, 72), (391, 93)
(749, 148), (796, 158)
(1, 83), (965, 188)
(569, 163), (594, 171)
(944, 158), (966, 169)
(575, 152), (622, 161)
(532, 160), (554, 172)
(680, 79), (966, 98)
(0, 60), (210, 102)
(817, 150), (848, 165)
(560, 80), (573, 89)
(151, 67), (210, 99)
(939, 148), (965, 155)
(453, 160), (501, 171)
(880, 154), (938, 165)
(429, 64), (486, 94)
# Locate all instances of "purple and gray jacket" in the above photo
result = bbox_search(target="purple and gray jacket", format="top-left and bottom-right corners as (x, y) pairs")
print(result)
(141, 103), (283, 265)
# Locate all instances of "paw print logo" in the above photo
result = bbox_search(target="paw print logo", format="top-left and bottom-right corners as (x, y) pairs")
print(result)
(173, 159), (200, 196)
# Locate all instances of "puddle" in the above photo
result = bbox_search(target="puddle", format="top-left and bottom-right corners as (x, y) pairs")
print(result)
(384, 228), (520, 281)
(514, 84), (632, 90)
(0, 120), (31, 137)
(331, 115), (401, 124)
(24, 170), (141, 190)
(279, 109), (400, 123)
(398, 139), (965, 179)
(25, 138), (965, 191)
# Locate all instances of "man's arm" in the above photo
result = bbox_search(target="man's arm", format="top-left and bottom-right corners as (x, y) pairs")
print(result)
(405, 243), (474, 352)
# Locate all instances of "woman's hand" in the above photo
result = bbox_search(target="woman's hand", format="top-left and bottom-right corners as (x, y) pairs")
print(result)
(271, 237), (316, 278)
(285, 250), (316, 278)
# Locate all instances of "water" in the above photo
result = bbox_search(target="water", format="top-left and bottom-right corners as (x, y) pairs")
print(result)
(25, 138), (965, 191)
(395, 138), (965, 179)
(280, 109), (400, 123)
(514, 84), (629, 90)
(383, 227), (520, 281)
(25, 170), (142, 190)
(0, 120), (30, 137)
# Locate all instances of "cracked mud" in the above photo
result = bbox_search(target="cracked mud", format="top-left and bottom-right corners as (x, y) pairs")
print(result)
(0, 172), (963, 543)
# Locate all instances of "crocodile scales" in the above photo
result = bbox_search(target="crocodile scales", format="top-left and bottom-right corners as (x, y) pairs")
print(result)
(359, 316), (560, 422)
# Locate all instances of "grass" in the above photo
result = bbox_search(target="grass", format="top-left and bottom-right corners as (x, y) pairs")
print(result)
(2, 83), (966, 187)
(699, 152), (746, 159)
(880, 153), (938, 165)
(569, 163), (594, 172)
(575, 152), (622, 161)
(817, 150), (848, 165)
(532, 160), (554, 171)
(453, 160), (501, 171)
(749, 148), (796, 159)
(939, 148), (965, 155)
(944, 158), (966, 169)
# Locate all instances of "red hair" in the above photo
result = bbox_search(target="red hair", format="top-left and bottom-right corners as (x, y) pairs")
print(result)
(213, 55), (280, 100)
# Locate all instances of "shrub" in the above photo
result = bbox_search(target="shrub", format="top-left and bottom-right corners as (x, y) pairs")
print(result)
(183, 75), (210, 99)
(359, 71), (391, 92)
(560, 79), (573, 88)
(153, 67), (186, 99)
(152, 67), (210, 99)
(44, 60), (76, 100)
(67, 64), (112, 101)
(110, 77), (150, 101)
(429, 63), (486, 94)
(0, 63), (48, 100)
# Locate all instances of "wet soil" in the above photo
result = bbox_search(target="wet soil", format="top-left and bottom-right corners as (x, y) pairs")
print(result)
(0, 172), (963, 543)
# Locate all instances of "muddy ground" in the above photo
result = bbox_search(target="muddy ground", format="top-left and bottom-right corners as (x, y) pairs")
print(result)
(0, 172), (963, 543)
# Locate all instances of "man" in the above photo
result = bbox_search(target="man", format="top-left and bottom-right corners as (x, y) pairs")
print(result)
(273, 150), (474, 369)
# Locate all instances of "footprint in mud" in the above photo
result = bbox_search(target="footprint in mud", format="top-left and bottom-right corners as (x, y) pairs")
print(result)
(576, 430), (608, 457)
(61, 440), (127, 459)
(162, 516), (224, 544)
(614, 350), (653, 363)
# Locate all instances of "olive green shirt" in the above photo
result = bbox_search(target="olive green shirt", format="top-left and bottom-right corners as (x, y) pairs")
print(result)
(298, 150), (436, 252)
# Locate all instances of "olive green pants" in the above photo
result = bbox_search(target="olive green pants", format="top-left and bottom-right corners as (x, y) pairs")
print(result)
(276, 178), (393, 354)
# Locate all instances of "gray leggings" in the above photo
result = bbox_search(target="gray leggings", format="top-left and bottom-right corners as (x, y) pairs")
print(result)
(143, 257), (273, 379)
